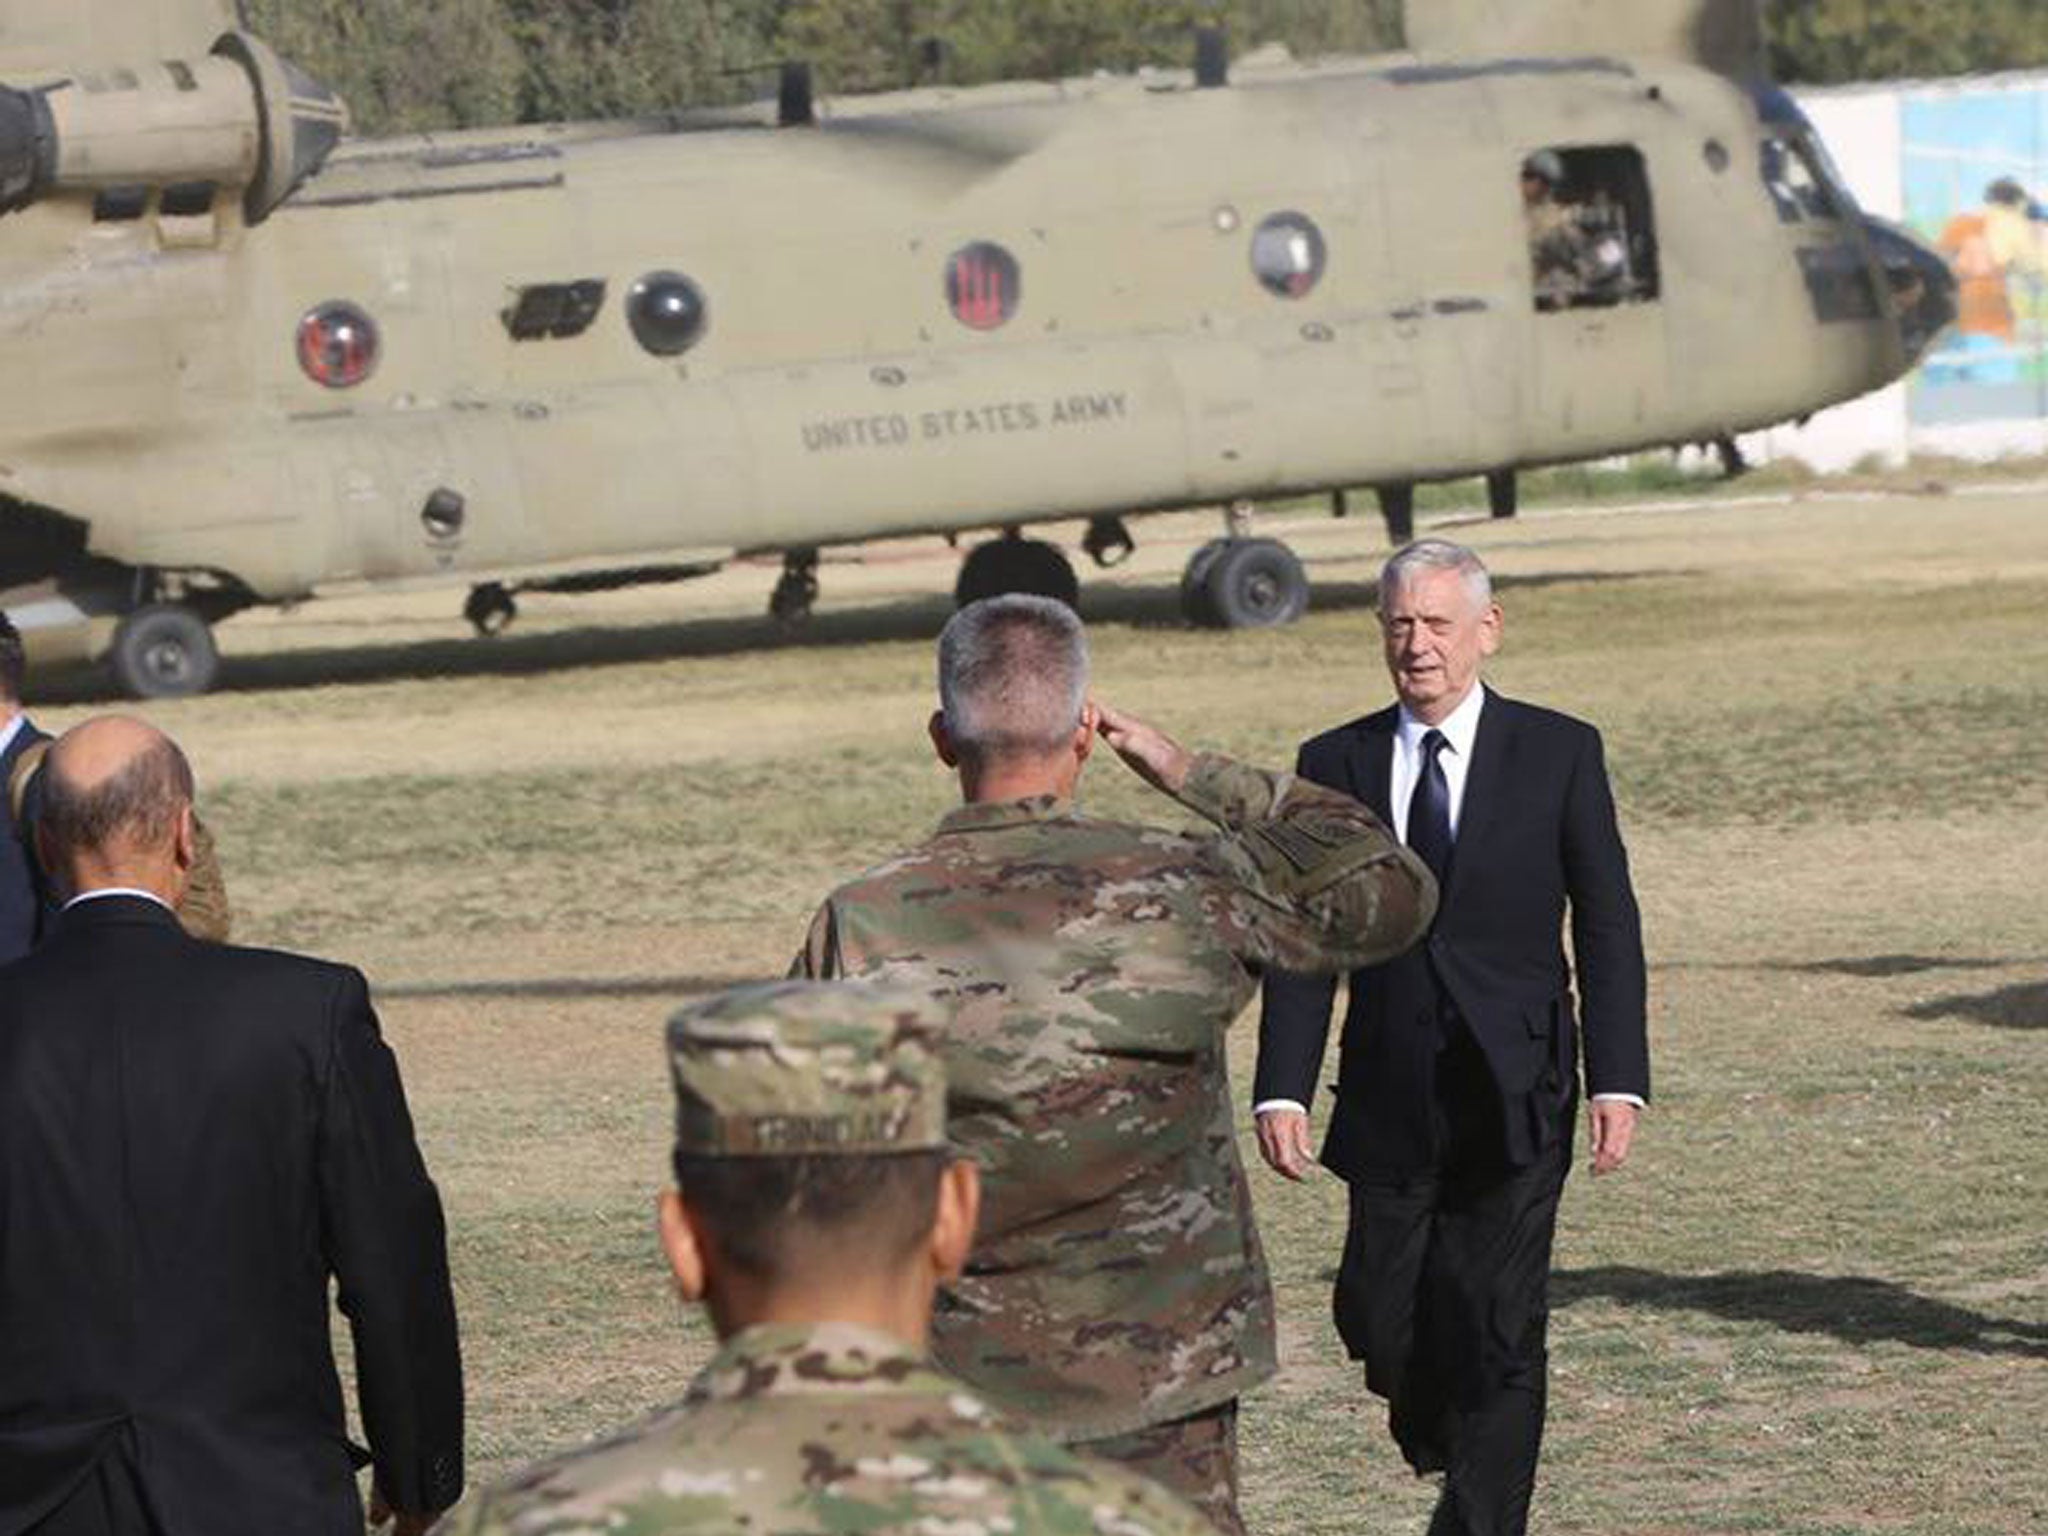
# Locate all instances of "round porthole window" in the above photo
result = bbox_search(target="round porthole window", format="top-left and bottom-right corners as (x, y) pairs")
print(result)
(627, 271), (709, 356)
(1250, 212), (1327, 299)
(946, 242), (1020, 331)
(296, 301), (379, 388)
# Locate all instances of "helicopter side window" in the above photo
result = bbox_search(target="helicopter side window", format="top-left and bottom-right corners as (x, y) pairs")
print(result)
(1250, 212), (1327, 299)
(946, 242), (1021, 331)
(1761, 137), (1841, 224)
(627, 271), (709, 356)
(1521, 144), (1661, 314)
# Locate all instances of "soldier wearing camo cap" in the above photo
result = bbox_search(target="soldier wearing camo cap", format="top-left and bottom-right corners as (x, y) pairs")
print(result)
(434, 979), (1218, 1536)
(792, 595), (1437, 1533)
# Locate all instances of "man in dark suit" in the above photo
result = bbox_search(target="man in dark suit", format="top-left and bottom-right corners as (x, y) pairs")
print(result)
(1254, 539), (1648, 1536)
(0, 716), (464, 1536)
(0, 612), (52, 961)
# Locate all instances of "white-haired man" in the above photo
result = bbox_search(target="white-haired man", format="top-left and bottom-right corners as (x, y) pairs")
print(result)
(1256, 539), (1649, 1536)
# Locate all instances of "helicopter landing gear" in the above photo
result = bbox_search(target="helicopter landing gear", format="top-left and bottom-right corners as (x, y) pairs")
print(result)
(1486, 469), (1518, 519)
(1178, 537), (1309, 629)
(770, 549), (820, 626)
(1082, 515), (1135, 568)
(108, 602), (220, 699)
(1375, 482), (1416, 545)
(464, 582), (518, 636)
(954, 531), (1080, 610)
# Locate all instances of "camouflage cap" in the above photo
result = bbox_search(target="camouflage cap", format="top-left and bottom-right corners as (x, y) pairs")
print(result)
(667, 980), (949, 1157)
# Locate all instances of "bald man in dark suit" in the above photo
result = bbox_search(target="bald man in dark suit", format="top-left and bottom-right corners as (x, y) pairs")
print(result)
(0, 716), (463, 1536)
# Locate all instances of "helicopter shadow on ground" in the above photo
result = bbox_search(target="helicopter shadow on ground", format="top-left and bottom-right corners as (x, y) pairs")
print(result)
(1743, 957), (2046, 1031)
(1771, 954), (2022, 980)
(373, 973), (761, 1003)
(1901, 979), (2048, 1032)
(33, 566), (1663, 704)
(1549, 1267), (2048, 1360)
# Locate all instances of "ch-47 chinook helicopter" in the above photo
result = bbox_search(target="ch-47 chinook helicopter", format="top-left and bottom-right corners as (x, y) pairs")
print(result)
(0, 0), (1955, 697)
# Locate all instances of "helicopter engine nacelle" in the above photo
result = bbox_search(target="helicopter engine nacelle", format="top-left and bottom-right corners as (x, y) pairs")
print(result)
(0, 31), (345, 223)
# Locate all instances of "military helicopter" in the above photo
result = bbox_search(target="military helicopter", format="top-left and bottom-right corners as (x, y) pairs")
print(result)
(0, 0), (1955, 696)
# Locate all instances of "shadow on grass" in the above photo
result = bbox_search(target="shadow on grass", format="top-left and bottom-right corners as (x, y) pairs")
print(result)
(376, 974), (761, 1002)
(1902, 980), (2048, 1031)
(1780, 955), (2019, 979)
(30, 568), (1652, 705)
(1553, 1267), (2048, 1358)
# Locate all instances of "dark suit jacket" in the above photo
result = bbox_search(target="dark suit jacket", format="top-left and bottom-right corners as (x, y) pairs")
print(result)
(0, 716), (51, 964)
(1256, 691), (1648, 1176)
(0, 896), (463, 1536)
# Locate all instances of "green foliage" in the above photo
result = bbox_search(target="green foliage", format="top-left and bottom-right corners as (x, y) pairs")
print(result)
(245, 0), (1402, 131)
(244, 0), (2048, 134)
(240, 0), (525, 132)
(775, 0), (1402, 92)
(1765, 0), (2048, 82)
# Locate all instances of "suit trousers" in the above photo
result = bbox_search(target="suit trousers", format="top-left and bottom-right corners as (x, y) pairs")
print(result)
(1333, 1027), (1572, 1536)
(29, 1445), (158, 1536)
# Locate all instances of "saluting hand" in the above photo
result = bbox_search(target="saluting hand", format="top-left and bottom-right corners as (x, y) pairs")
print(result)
(1095, 703), (1193, 795)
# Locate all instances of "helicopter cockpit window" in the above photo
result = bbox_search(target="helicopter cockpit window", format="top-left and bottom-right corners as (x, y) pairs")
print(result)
(1250, 212), (1327, 298)
(1522, 145), (1660, 313)
(1760, 137), (1842, 224)
(946, 242), (1020, 331)
(627, 271), (708, 356)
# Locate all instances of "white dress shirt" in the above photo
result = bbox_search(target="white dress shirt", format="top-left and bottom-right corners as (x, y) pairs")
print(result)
(62, 887), (174, 913)
(1388, 683), (1486, 843)
(1256, 682), (1642, 1118)
(0, 711), (26, 761)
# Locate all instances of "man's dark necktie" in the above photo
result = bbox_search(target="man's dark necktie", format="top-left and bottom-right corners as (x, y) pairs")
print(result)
(1407, 728), (1453, 886)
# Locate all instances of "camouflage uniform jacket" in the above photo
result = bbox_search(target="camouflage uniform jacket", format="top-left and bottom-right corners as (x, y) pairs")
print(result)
(794, 753), (1434, 1438)
(433, 1320), (1217, 1535)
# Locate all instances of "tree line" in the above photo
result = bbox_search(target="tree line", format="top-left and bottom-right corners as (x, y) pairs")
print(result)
(237, 0), (2048, 137)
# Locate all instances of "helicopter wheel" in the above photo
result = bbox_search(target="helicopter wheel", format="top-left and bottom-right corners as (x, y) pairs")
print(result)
(1179, 538), (1231, 626)
(954, 534), (1080, 610)
(1192, 538), (1309, 630)
(109, 603), (221, 700)
(464, 582), (518, 637)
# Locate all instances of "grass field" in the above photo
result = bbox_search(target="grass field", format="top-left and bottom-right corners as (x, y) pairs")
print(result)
(33, 485), (2048, 1534)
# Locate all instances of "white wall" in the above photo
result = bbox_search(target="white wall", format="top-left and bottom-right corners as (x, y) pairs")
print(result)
(1746, 74), (2048, 471)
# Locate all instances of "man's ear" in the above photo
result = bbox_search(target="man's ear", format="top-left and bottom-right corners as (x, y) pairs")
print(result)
(1478, 602), (1504, 658)
(171, 803), (197, 875)
(929, 1158), (982, 1284)
(1071, 701), (1099, 766)
(33, 823), (61, 895)
(658, 1187), (710, 1303)
(928, 711), (961, 769)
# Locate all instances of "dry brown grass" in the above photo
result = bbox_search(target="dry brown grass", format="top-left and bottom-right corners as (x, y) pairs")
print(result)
(27, 487), (2047, 1533)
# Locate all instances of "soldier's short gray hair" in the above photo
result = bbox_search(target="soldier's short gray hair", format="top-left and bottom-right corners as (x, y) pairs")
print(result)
(938, 594), (1089, 765)
(1379, 539), (1493, 613)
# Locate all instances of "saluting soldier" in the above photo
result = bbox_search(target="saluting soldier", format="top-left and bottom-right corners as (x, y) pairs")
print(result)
(793, 595), (1436, 1533)
(437, 979), (1220, 1536)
